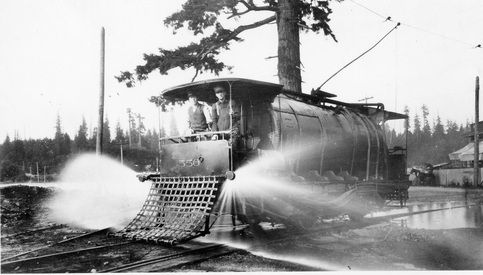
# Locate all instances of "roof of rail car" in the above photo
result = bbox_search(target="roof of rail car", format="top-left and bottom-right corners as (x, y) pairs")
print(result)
(160, 78), (284, 103)
(160, 77), (407, 121)
(282, 89), (407, 121)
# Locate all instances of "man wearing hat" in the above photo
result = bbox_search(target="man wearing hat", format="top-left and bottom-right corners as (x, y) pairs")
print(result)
(211, 86), (240, 143)
(187, 92), (211, 133)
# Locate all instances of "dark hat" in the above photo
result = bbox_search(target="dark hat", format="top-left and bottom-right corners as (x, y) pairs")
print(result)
(214, 86), (226, 93)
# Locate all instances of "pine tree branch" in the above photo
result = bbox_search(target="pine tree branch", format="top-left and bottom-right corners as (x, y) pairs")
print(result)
(229, 15), (276, 38)
(232, 0), (278, 16)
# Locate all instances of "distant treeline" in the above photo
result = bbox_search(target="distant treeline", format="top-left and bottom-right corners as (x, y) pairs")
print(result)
(0, 104), (473, 182)
(0, 115), (159, 182)
(385, 105), (470, 167)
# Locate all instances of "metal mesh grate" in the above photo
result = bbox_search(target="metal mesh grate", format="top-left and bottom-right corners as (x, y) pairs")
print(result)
(112, 175), (224, 245)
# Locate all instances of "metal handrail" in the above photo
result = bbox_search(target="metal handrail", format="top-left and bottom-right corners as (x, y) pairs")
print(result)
(160, 130), (231, 144)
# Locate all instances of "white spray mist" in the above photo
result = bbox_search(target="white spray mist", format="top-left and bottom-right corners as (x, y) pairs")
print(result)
(48, 154), (151, 230)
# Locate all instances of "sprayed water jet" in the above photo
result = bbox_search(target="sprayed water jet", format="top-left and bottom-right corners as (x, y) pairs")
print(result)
(47, 154), (150, 230)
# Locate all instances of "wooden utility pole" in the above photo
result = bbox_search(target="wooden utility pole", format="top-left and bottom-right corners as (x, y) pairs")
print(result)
(96, 27), (105, 155)
(474, 76), (480, 186)
(120, 144), (124, 165)
(127, 108), (132, 148)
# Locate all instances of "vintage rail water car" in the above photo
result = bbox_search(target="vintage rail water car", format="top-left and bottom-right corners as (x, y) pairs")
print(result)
(113, 78), (409, 245)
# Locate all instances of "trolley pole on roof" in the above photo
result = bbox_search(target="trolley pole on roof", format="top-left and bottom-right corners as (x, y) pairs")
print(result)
(474, 76), (480, 186)
(358, 96), (373, 104)
(96, 27), (105, 155)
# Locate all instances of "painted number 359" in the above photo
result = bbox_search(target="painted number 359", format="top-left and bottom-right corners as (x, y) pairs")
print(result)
(178, 158), (203, 167)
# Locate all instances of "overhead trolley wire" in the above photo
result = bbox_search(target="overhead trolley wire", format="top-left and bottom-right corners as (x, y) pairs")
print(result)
(316, 0), (481, 90)
(347, 0), (482, 51)
(349, 0), (482, 49)
(399, 22), (477, 48)
(344, 0), (480, 134)
(349, 0), (387, 20)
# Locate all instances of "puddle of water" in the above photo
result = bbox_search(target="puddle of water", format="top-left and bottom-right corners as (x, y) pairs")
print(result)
(391, 204), (483, 229)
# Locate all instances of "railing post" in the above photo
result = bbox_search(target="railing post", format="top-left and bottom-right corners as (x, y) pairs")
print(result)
(474, 76), (480, 186)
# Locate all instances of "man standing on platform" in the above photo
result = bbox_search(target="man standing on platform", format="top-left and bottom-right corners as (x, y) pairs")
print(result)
(211, 86), (240, 145)
(187, 92), (211, 133)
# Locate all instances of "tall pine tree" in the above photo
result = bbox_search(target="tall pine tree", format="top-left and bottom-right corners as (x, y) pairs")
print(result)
(75, 117), (89, 152)
(116, 0), (339, 93)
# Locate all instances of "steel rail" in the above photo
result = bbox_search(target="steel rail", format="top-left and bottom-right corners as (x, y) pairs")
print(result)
(99, 243), (232, 273)
(1, 241), (135, 269)
(366, 203), (482, 221)
(1, 224), (65, 239)
(1, 227), (112, 263)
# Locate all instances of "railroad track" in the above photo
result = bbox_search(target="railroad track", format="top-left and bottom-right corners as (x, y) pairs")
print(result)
(1, 226), (239, 273)
(100, 244), (237, 272)
(2, 203), (480, 273)
(1, 224), (65, 239)
(1, 228), (139, 273)
(1, 227), (113, 263)
(1, 241), (136, 271)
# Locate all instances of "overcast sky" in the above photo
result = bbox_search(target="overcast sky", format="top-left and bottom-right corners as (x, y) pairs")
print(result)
(1, 0), (482, 141)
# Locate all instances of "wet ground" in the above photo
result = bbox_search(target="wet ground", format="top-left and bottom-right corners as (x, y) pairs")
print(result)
(391, 204), (482, 229)
(1, 184), (483, 271)
(180, 186), (483, 271)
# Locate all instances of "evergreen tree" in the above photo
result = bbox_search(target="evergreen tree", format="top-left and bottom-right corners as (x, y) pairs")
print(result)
(116, 0), (339, 93)
(446, 120), (466, 163)
(421, 105), (431, 145)
(431, 115), (446, 163)
(408, 112), (422, 165)
(0, 159), (20, 181)
(149, 128), (160, 151)
(75, 117), (89, 152)
(88, 128), (97, 149)
(103, 117), (111, 149)
(1, 135), (12, 156)
(53, 114), (65, 156)
(413, 112), (421, 138)
(144, 129), (160, 151)
(127, 108), (137, 147)
(12, 138), (26, 166)
(114, 120), (125, 145)
(62, 133), (72, 156)
(24, 139), (35, 168)
(433, 115), (445, 140)
(403, 105), (410, 132)
(0, 135), (12, 181)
